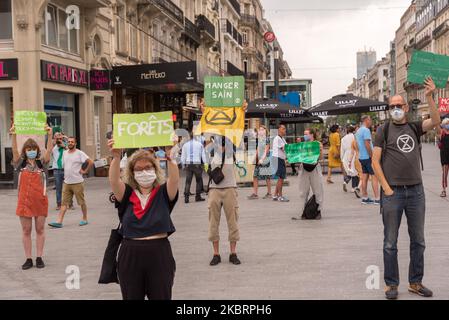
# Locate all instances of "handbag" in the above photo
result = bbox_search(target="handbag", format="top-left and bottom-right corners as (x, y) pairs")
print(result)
(208, 150), (226, 185)
(98, 223), (122, 284)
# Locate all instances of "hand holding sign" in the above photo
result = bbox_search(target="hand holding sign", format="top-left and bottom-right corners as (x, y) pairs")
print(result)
(424, 77), (436, 97)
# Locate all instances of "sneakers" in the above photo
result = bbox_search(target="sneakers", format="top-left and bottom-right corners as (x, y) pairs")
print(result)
(48, 222), (63, 228)
(343, 183), (348, 192)
(229, 253), (241, 265)
(354, 188), (361, 199)
(36, 257), (45, 269)
(373, 199), (381, 205)
(247, 194), (259, 200)
(195, 197), (206, 202)
(210, 255), (221, 266)
(408, 283), (433, 297)
(361, 198), (375, 205)
(385, 285), (398, 300)
(278, 196), (290, 202)
(79, 220), (88, 227)
(272, 196), (278, 201)
(262, 193), (272, 200)
(184, 197), (189, 204)
(22, 259), (33, 270)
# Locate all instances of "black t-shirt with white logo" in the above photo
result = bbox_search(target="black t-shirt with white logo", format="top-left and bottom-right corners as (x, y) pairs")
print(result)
(374, 121), (424, 186)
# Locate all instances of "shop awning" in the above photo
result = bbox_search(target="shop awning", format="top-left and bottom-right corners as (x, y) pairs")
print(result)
(308, 94), (388, 116)
(112, 61), (219, 93)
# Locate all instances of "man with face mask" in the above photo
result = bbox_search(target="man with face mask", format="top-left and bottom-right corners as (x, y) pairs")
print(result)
(49, 137), (94, 228)
(372, 77), (439, 300)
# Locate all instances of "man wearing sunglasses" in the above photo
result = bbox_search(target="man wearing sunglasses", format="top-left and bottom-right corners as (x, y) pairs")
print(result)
(372, 77), (439, 300)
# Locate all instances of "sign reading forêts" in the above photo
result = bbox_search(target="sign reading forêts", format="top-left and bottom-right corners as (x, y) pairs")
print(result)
(113, 111), (174, 148)
(14, 111), (47, 135)
(285, 141), (321, 165)
(204, 76), (245, 107)
(407, 50), (449, 88)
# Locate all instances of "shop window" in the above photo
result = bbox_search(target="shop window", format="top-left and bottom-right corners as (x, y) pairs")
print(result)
(0, 0), (12, 39)
(41, 4), (79, 54)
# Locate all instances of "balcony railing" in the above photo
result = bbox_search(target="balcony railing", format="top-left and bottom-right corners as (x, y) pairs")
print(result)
(228, 0), (241, 15)
(196, 14), (216, 40)
(226, 60), (244, 76)
(433, 20), (449, 39)
(415, 34), (432, 50)
(223, 19), (242, 46)
(149, 0), (184, 25)
(245, 72), (259, 81)
(256, 50), (264, 62)
(240, 14), (261, 32)
(183, 17), (200, 45)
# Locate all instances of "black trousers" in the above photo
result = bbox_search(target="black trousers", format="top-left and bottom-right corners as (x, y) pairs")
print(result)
(117, 238), (176, 300)
(184, 164), (204, 198)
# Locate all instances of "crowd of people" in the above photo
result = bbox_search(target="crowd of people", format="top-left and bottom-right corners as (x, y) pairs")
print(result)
(8, 77), (449, 300)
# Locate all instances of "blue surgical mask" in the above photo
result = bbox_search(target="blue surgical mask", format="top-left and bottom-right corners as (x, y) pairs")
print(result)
(443, 124), (449, 130)
(303, 135), (311, 142)
(26, 150), (38, 159)
(390, 108), (405, 122)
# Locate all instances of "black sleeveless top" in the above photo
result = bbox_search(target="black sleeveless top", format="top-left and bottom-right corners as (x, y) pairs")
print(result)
(115, 183), (178, 239)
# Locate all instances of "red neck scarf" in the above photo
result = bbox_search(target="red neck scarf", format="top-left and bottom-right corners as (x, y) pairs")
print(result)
(129, 185), (161, 220)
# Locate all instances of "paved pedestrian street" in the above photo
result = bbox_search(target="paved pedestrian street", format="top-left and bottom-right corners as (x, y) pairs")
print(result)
(1, 143), (448, 300)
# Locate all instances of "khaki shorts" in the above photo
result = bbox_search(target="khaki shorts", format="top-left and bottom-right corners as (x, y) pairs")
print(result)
(208, 188), (240, 242)
(62, 183), (86, 207)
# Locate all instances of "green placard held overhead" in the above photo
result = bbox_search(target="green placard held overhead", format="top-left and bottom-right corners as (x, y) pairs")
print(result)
(204, 76), (245, 107)
(113, 111), (174, 149)
(14, 111), (47, 135)
(407, 50), (449, 88)
(285, 141), (321, 165)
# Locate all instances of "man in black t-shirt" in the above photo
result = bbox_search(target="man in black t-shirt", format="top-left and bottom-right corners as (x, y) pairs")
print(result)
(372, 77), (440, 300)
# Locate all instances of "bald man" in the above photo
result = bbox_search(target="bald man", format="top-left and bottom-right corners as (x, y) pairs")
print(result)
(372, 77), (439, 300)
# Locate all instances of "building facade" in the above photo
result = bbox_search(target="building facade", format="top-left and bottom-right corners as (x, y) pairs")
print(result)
(356, 50), (377, 79)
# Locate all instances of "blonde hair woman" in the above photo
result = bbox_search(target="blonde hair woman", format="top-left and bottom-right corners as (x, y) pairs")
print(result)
(108, 139), (180, 300)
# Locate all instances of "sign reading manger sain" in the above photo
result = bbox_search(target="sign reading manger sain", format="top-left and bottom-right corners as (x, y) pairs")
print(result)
(113, 111), (174, 148)
(14, 111), (47, 135)
(407, 50), (449, 89)
(204, 76), (245, 107)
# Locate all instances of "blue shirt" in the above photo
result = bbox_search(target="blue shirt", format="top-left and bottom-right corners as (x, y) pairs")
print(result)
(181, 140), (207, 165)
(356, 126), (373, 160)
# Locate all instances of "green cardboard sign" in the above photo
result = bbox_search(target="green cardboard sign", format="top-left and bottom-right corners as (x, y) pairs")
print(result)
(407, 50), (449, 88)
(285, 141), (321, 165)
(204, 76), (245, 107)
(113, 111), (174, 148)
(14, 111), (47, 135)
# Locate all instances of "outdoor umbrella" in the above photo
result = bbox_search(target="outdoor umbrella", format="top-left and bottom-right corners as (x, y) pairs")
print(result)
(246, 98), (315, 120)
(280, 114), (324, 124)
(308, 94), (388, 116)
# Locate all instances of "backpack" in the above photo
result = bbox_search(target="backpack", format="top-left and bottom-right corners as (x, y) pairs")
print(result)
(302, 195), (320, 219)
(381, 120), (424, 170)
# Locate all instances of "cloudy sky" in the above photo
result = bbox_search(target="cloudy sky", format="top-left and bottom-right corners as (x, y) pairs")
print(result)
(261, 0), (412, 106)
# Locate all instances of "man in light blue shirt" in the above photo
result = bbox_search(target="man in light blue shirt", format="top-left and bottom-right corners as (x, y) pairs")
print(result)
(181, 132), (207, 203)
(355, 115), (380, 205)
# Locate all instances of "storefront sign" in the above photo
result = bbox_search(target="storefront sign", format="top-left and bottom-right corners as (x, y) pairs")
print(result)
(89, 70), (110, 90)
(112, 61), (197, 87)
(0, 59), (18, 80)
(204, 76), (245, 107)
(439, 98), (449, 113)
(14, 111), (47, 135)
(407, 50), (449, 88)
(41, 60), (88, 87)
(285, 141), (321, 165)
(113, 111), (174, 148)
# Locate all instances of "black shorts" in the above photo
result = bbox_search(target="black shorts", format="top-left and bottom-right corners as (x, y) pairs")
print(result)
(275, 157), (286, 179)
(359, 158), (374, 175)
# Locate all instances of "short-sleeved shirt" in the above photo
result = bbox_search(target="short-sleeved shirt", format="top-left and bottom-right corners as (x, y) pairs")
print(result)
(355, 126), (373, 160)
(374, 121), (424, 186)
(51, 146), (65, 169)
(115, 183), (179, 239)
(209, 152), (237, 189)
(272, 135), (286, 159)
(63, 149), (89, 184)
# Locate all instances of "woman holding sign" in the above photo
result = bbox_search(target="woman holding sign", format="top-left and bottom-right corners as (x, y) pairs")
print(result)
(9, 123), (53, 270)
(292, 129), (324, 220)
(107, 138), (180, 300)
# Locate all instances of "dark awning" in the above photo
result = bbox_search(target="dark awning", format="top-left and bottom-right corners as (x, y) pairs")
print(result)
(246, 98), (312, 119)
(308, 94), (388, 116)
(111, 61), (219, 93)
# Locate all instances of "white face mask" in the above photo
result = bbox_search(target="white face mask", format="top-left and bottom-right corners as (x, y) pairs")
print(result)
(134, 170), (157, 188)
(390, 108), (405, 122)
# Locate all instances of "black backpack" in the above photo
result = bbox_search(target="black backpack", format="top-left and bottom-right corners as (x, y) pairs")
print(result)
(381, 120), (424, 170)
(302, 195), (320, 219)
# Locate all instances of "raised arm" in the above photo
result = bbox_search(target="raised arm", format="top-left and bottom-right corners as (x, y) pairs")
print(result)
(165, 142), (180, 201)
(108, 139), (126, 202)
(422, 77), (440, 132)
(42, 125), (53, 164)
(9, 124), (20, 164)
